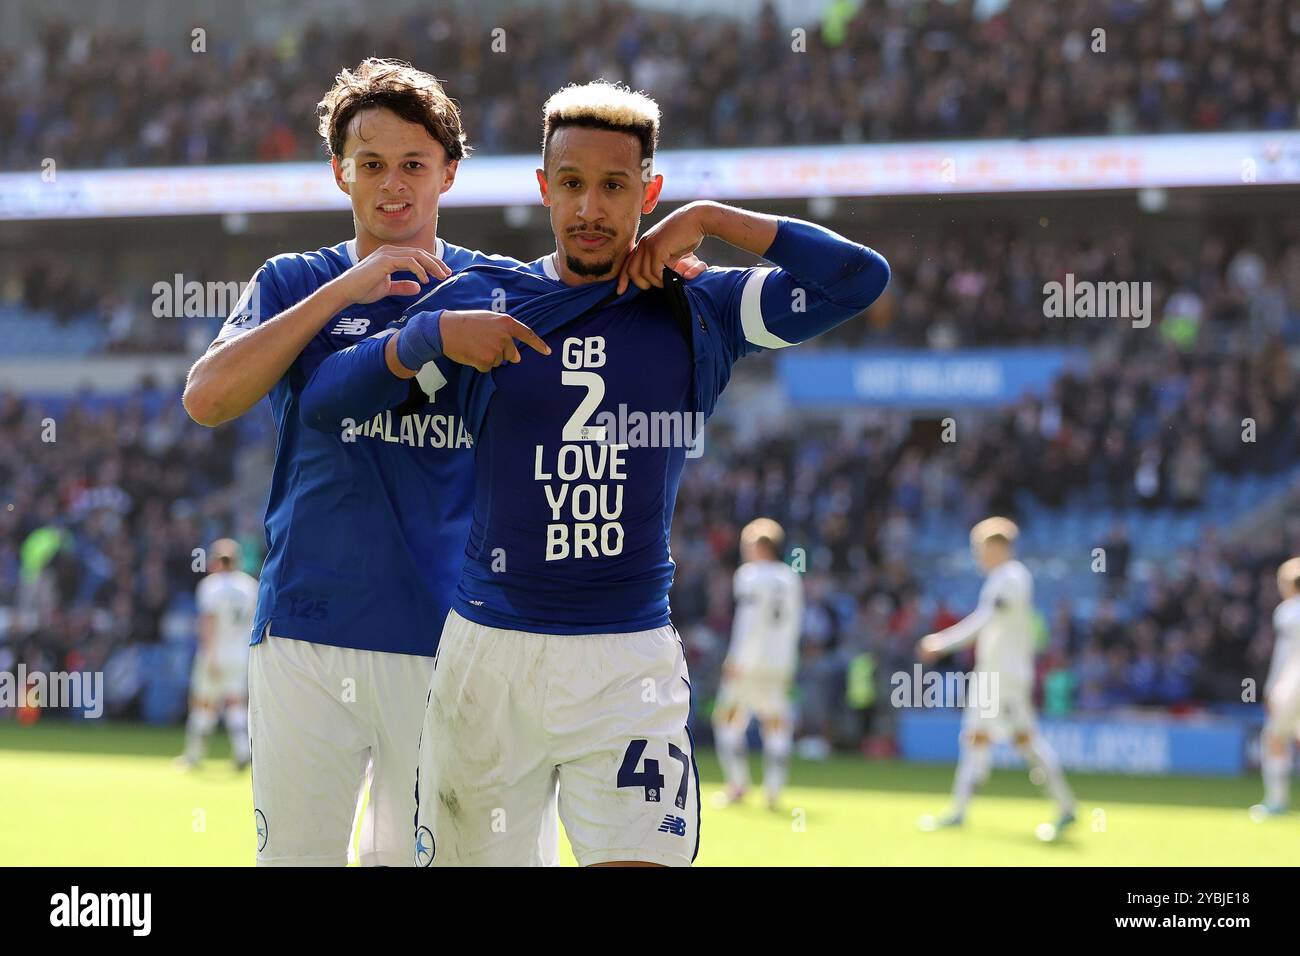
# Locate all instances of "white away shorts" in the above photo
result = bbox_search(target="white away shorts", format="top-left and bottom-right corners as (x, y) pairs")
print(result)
(189, 650), (248, 703)
(1265, 657), (1300, 738)
(715, 671), (793, 725)
(961, 682), (1037, 742)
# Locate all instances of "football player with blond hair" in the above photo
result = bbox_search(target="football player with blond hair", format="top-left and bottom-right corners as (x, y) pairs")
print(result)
(714, 518), (804, 809)
(1251, 557), (1300, 819)
(917, 517), (1076, 838)
(177, 539), (258, 770)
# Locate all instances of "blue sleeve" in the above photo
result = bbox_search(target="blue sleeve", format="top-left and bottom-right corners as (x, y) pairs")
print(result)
(214, 260), (292, 343)
(697, 217), (890, 366)
(299, 332), (411, 433)
(298, 271), (497, 432)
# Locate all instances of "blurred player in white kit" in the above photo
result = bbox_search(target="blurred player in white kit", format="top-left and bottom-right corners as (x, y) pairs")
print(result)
(1251, 556), (1300, 819)
(713, 518), (804, 810)
(177, 539), (259, 770)
(916, 517), (1076, 838)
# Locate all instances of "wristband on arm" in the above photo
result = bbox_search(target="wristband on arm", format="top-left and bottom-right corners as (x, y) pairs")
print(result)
(395, 309), (445, 371)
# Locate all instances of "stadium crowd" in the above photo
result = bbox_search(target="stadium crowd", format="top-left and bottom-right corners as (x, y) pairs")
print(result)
(2, 0), (1296, 169)
(0, 385), (258, 717)
(668, 328), (1299, 744)
(822, 224), (1300, 350)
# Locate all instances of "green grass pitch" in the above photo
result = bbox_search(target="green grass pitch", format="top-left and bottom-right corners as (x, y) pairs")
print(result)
(0, 720), (1291, 865)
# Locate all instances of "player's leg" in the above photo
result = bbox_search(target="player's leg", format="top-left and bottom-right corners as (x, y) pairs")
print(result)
(1015, 730), (1075, 811)
(555, 627), (699, 868)
(223, 691), (250, 764)
(711, 677), (751, 802)
(224, 692), (251, 769)
(248, 635), (371, 866)
(178, 653), (217, 767)
(1009, 699), (1076, 835)
(180, 695), (217, 767)
(356, 648), (436, 866)
(222, 656), (251, 769)
(414, 611), (558, 867)
(759, 679), (794, 810)
(1254, 678), (1300, 816)
(760, 715), (793, 810)
(1256, 724), (1293, 813)
(947, 728), (992, 823)
(921, 702), (996, 828)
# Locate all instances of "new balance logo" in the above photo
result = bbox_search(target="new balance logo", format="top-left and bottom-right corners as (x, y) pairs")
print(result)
(331, 317), (371, 336)
(657, 815), (687, 837)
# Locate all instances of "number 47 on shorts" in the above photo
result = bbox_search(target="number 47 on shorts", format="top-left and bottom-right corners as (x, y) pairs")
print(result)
(617, 738), (690, 809)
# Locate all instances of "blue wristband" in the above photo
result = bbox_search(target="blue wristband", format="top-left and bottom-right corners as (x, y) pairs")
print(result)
(395, 309), (444, 371)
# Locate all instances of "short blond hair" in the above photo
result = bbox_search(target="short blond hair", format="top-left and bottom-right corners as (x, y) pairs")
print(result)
(741, 518), (785, 557)
(970, 517), (1019, 549)
(210, 538), (242, 569)
(541, 81), (660, 168)
(1278, 557), (1300, 595)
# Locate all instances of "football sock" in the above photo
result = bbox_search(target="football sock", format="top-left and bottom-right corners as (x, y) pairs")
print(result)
(951, 742), (991, 817)
(713, 719), (750, 794)
(1019, 734), (1075, 812)
(184, 706), (218, 763)
(1262, 731), (1293, 808)
(226, 704), (251, 763)
(762, 722), (793, 803)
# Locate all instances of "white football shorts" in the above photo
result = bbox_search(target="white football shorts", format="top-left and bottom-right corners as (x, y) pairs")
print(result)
(414, 609), (700, 867)
(249, 634), (434, 866)
(189, 649), (248, 703)
(961, 680), (1036, 742)
(1265, 656), (1300, 738)
(715, 671), (793, 725)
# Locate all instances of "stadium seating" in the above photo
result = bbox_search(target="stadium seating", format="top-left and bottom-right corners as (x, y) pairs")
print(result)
(4, 1), (1295, 167)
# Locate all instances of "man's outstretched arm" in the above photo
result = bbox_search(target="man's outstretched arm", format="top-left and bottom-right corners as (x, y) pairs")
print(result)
(917, 604), (994, 663)
(299, 307), (551, 433)
(298, 332), (414, 433)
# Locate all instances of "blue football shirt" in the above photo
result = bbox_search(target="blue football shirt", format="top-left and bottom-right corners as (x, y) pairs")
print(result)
(295, 217), (889, 637)
(215, 237), (518, 655)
